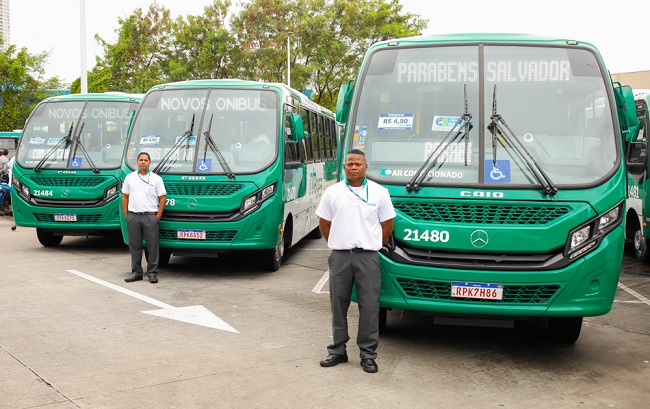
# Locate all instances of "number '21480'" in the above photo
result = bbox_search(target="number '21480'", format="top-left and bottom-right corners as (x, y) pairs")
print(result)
(403, 228), (450, 242)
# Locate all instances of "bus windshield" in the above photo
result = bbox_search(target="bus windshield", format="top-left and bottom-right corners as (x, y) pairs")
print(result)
(352, 45), (616, 187)
(17, 101), (138, 170)
(125, 88), (278, 174)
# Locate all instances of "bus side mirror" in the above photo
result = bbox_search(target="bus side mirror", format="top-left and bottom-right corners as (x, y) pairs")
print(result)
(625, 141), (648, 173)
(614, 83), (641, 142)
(289, 114), (304, 141)
(126, 110), (137, 141)
(335, 80), (354, 124)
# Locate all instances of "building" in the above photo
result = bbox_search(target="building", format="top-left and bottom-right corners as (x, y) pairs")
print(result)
(611, 71), (650, 92)
(0, 0), (9, 50)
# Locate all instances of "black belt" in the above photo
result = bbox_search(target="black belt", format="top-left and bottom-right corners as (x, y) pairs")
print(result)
(130, 211), (156, 215)
(335, 248), (369, 254)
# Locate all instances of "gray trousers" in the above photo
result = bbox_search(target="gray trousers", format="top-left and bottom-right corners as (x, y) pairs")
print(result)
(327, 249), (381, 360)
(126, 213), (160, 276)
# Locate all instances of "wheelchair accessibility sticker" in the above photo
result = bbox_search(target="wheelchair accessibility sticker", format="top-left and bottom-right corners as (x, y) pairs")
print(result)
(196, 159), (212, 173)
(70, 157), (83, 168)
(485, 160), (510, 183)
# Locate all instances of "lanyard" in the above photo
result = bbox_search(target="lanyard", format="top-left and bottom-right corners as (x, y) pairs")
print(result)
(345, 178), (375, 206)
(138, 171), (153, 186)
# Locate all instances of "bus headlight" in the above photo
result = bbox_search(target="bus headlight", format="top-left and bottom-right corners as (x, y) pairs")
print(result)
(104, 184), (119, 201)
(565, 202), (623, 260)
(20, 182), (30, 199)
(240, 182), (277, 215)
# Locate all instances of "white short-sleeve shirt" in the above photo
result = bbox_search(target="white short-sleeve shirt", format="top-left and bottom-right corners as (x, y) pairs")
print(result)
(316, 179), (396, 251)
(122, 170), (167, 213)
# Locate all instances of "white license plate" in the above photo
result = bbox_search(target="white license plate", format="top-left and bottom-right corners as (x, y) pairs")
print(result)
(177, 229), (206, 240)
(451, 281), (503, 300)
(54, 213), (77, 222)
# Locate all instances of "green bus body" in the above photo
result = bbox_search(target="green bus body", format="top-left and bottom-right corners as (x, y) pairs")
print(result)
(121, 79), (340, 271)
(625, 93), (650, 261)
(0, 131), (21, 158)
(336, 34), (638, 341)
(12, 93), (143, 246)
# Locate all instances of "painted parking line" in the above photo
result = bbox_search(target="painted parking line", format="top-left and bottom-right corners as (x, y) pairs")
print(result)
(617, 282), (650, 307)
(66, 269), (239, 332)
(312, 270), (329, 294)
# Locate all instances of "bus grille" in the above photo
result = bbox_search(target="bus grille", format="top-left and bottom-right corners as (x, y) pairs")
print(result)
(396, 278), (559, 304)
(33, 213), (102, 223)
(393, 202), (570, 224)
(159, 229), (238, 242)
(165, 183), (244, 196)
(29, 177), (107, 187)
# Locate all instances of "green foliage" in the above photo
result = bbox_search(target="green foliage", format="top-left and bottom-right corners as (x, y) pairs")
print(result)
(0, 45), (55, 131)
(78, 0), (428, 110)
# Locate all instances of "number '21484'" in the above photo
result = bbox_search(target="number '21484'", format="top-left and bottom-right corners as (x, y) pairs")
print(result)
(403, 228), (450, 242)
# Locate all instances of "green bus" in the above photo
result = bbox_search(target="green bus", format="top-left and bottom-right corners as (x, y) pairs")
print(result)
(12, 92), (143, 246)
(624, 92), (650, 261)
(0, 131), (21, 159)
(335, 33), (640, 342)
(121, 79), (339, 271)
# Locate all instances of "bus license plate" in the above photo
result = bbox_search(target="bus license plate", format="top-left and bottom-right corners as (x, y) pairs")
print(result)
(54, 213), (77, 222)
(451, 281), (503, 300)
(177, 229), (206, 240)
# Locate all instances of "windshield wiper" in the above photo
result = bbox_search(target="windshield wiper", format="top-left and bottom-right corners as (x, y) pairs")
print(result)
(406, 84), (472, 192)
(153, 113), (195, 174)
(34, 122), (74, 172)
(488, 85), (558, 196)
(69, 122), (99, 174)
(202, 114), (235, 179)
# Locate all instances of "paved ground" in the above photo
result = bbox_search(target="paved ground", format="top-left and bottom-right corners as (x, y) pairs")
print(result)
(1, 215), (649, 409)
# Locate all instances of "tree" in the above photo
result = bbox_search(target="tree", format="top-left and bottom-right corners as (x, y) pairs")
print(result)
(0, 45), (51, 131)
(87, 2), (174, 93)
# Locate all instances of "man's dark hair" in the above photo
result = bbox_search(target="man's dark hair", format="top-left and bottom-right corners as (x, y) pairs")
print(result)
(1, 149), (8, 155)
(137, 152), (151, 160)
(346, 149), (365, 157)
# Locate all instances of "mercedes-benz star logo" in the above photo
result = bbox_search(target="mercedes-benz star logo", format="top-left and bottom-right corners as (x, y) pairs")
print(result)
(61, 189), (69, 198)
(187, 198), (197, 209)
(470, 230), (488, 248)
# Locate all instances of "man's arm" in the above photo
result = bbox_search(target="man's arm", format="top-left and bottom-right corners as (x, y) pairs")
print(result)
(121, 193), (129, 219)
(380, 218), (394, 244)
(319, 218), (331, 242)
(157, 195), (166, 221)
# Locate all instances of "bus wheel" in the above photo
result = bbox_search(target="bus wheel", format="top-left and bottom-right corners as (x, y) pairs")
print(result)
(36, 228), (63, 247)
(265, 234), (284, 272)
(548, 317), (582, 344)
(158, 251), (172, 268)
(379, 307), (388, 334)
(633, 227), (650, 263)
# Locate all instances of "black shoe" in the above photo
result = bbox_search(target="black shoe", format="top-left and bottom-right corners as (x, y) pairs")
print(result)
(360, 358), (378, 373)
(148, 273), (158, 284)
(319, 353), (348, 367)
(124, 274), (143, 282)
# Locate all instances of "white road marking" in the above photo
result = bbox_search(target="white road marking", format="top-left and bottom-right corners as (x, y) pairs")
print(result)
(66, 269), (239, 333)
(312, 270), (329, 294)
(617, 282), (650, 307)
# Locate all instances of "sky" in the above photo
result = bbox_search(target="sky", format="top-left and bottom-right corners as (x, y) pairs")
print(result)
(9, 0), (650, 85)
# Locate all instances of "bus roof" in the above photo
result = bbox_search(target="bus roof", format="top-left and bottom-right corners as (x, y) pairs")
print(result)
(368, 33), (599, 51)
(39, 92), (144, 104)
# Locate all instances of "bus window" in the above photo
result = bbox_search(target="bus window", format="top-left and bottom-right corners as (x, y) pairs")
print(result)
(301, 108), (314, 162)
(311, 111), (320, 161)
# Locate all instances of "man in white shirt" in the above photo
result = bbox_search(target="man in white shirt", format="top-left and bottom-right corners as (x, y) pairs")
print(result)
(0, 149), (9, 183)
(316, 149), (396, 373)
(121, 152), (167, 283)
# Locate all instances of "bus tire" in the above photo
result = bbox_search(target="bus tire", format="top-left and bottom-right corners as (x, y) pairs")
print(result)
(548, 317), (582, 344)
(36, 228), (63, 247)
(307, 226), (322, 239)
(265, 234), (285, 272)
(379, 307), (388, 334)
(159, 251), (172, 268)
(633, 226), (650, 263)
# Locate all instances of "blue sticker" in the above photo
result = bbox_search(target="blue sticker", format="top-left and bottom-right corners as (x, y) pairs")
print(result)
(196, 159), (212, 173)
(485, 160), (510, 183)
(70, 157), (83, 168)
